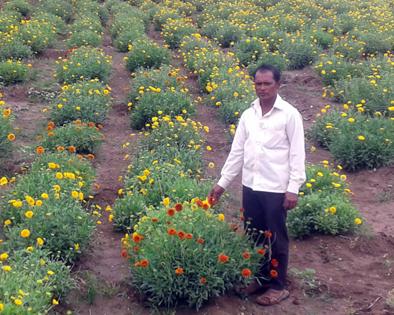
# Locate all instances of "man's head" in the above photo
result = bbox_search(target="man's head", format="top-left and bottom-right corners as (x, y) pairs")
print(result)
(253, 64), (281, 105)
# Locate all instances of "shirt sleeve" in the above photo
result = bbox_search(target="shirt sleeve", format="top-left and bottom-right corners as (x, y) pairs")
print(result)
(285, 110), (306, 194)
(217, 114), (247, 190)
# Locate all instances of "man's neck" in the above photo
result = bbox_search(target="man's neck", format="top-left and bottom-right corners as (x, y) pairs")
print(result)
(259, 96), (277, 115)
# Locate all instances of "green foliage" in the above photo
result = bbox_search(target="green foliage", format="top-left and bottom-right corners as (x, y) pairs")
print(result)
(37, 0), (74, 22)
(0, 249), (73, 313)
(126, 202), (266, 309)
(0, 60), (29, 85)
(112, 193), (147, 232)
(50, 80), (111, 125)
(279, 37), (319, 70)
(41, 122), (104, 154)
(4, 0), (31, 16)
(287, 191), (361, 238)
(130, 90), (193, 130)
(0, 39), (32, 61)
(125, 38), (171, 73)
(152, 7), (182, 31)
(4, 196), (95, 262)
(18, 18), (57, 53)
(55, 46), (112, 83)
(234, 37), (267, 66)
(162, 18), (197, 49)
(67, 30), (103, 48)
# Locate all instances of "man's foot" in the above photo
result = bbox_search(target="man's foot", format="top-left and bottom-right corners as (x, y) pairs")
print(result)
(255, 288), (289, 306)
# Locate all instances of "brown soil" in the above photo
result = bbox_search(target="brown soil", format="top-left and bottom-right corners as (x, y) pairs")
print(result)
(4, 22), (393, 315)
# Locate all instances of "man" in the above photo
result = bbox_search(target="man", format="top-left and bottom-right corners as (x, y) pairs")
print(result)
(208, 64), (306, 306)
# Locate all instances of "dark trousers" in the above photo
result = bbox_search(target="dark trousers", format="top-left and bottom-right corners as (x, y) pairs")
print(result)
(242, 186), (289, 290)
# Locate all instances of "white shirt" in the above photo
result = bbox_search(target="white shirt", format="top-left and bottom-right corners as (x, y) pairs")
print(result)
(217, 95), (306, 194)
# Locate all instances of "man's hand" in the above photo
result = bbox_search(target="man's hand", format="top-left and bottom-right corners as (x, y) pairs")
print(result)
(208, 185), (225, 206)
(283, 192), (298, 210)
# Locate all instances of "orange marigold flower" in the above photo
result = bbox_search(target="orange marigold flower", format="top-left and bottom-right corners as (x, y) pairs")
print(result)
(36, 146), (45, 155)
(177, 231), (185, 240)
(140, 259), (149, 268)
(151, 217), (159, 223)
(47, 121), (55, 130)
(174, 203), (183, 211)
(167, 208), (175, 216)
(257, 248), (266, 255)
(241, 268), (252, 278)
(7, 133), (15, 141)
(167, 228), (177, 236)
(196, 238), (205, 244)
(200, 277), (207, 285)
(86, 154), (95, 160)
(56, 145), (64, 152)
(264, 230), (272, 238)
(47, 131), (54, 137)
(120, 249), (128, 258)
(68, 146), (76, 153)
(133, 246), (139, 252)
(132, 233), (143, 243)
(271, 258), (279, 268)
(88, 122), (96, 127)
(242, 251), (251, 260)
(195, 198), (204, 207)
(270, 269), (278, 278)
(185, 233), (193, 239)
(218, 253), (229, 263)
(175, 267), (184, 275)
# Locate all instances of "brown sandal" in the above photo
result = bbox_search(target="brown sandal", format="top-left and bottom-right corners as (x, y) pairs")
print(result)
(255, 289), (290, 306)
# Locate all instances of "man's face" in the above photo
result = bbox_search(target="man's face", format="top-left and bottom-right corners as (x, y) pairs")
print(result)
(253, 70), (280, 103)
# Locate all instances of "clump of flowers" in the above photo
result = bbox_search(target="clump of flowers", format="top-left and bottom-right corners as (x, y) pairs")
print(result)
(123, 201), (269, 309)
(0, 94), (15, 161)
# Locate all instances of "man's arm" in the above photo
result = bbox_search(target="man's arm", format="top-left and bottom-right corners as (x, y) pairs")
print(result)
(284, 110), (306, 210)
(208, 114), (247, 205)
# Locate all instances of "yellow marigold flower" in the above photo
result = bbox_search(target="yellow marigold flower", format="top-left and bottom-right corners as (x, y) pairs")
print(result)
(0, 302), (4, 311)
(26, 246), (33, 252)
(47, 270), (55, 276)
(20, 229), (31, 238)
(208, 162), (215, 168)
(7, 133), (16, 141)
(322, 160), (329, 165)
(71, 190), (79, 199)
(25, 210), (34, 219)
(41, 193), (49, 199)
(329, 207), (337, 214)
(388, 106), (394, 111)
(108, 214), (113, 222)
(14, 298), (23, 306)
(55, 172), (63, 179)
(2, 265), (12, 272)
(79, 192), (84, 201)
(52, 298), (59, 305)
(48, 162), (58, 169)
(0, 252), (8, 261)
(162, 197), (170, 207)
(0, 177), (8, 186)
(12, 200), (23, 208)
(4, 219), (12, 226)
(206, 145), (212, 151)
(354, 218), (362, 225)
(340, 174), (347, 180)
(217, 213), (225, 221)
(348, 117), (355, 123)
(37, 237), (44, 246)
(357, 135), (365, 141)
(317, 172), (324, 177)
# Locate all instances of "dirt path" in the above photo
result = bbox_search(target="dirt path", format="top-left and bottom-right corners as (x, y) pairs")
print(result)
(61, 33), (143, 314)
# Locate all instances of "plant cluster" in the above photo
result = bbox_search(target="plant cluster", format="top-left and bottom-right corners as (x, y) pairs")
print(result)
(0, 94), (15, 161)
(0, 59), (30, 85)
(287, 162), (363, 237)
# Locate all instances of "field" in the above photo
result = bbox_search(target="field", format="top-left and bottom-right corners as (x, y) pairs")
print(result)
(0, 0), (393, 314)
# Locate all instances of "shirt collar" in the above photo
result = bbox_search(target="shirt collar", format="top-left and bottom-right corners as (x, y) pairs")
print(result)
(251, 95), (285, 117)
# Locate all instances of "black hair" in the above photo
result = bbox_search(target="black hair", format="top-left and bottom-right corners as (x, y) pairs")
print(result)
(253, 64), (281, 82)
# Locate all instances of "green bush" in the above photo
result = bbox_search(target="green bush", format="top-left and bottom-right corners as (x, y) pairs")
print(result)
(0, 249), (73, 313)
(125, 38), (171, 73)
(4, 0), (31, 16)
(279, 37), (319, 70)
(37, 0), (74, 22)
(126, 202), (266, 309)
(112, 193), (147, 232)
(32, 12), (67, 35)
(248, 51), (288, 74)
(358, 32), (392, 55)
(55, 46), (112, 83)
(4, 195), (95, 262)
(0, 60), (30, 85)
(67, 30), (103, 48)
(162, 18), (197, 49)
(41, 121), (104, 154)
(287, 191), (362, 238)
(128, 65), (182, 102)
(327, 115), (394, 171)
(18, 18), (57, 53)
(130, 89), (193, 130)
(0, 38), (32, 61)
(50, 80), (111, 125)
(234, 37), (267, 66)
(152, 7), (182, 31)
